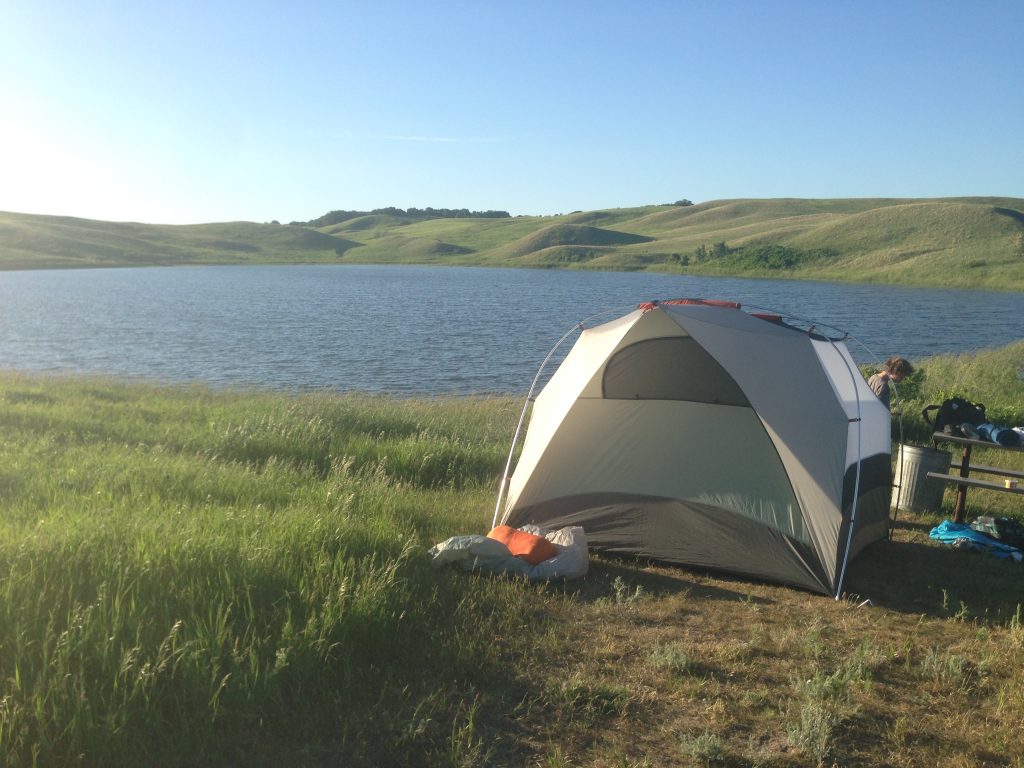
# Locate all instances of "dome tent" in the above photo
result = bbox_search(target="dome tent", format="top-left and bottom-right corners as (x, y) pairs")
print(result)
(496, 300), (892, 597)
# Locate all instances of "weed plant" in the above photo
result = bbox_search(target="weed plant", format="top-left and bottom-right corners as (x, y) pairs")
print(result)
(679, 728), (725, 765)
(648, 640), (692, 676)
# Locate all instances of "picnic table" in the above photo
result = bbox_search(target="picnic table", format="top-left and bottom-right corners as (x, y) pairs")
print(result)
(928, 432), (1024, 523)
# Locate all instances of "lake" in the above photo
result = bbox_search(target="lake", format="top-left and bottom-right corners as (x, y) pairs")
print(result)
(1, 264), (1022, 395)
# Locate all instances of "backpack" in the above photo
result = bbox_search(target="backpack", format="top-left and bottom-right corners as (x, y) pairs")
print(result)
(922, 397), (986, 435)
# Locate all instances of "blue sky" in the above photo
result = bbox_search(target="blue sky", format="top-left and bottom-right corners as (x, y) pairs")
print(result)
(1, 1), (1021, 224)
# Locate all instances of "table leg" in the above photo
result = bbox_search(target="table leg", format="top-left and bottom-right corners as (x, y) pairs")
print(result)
(953, 444), (973, 523)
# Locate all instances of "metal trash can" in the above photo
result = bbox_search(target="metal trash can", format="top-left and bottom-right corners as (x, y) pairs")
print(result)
(892, 444), (952, 512)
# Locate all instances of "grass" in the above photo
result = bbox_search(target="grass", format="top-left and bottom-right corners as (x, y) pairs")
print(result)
(4, 197), (1024, 290)
(1, 340), (1024, 766)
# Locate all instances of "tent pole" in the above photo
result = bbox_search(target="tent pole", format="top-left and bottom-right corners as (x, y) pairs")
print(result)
(833, 329), (904, 540)
(492, 396), (533, 529)
(744, 303), (892, 596)
(492, 322), (583, 529)
(831, 338), (866, 601)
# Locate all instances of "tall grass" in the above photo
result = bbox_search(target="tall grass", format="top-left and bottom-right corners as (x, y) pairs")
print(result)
(2, 339), (1023, 765)
(895, 340), (1024, 430)
(0, 375), (541, 766)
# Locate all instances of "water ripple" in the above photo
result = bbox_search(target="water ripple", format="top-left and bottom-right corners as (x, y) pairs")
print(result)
(1, 265), (1021, 395)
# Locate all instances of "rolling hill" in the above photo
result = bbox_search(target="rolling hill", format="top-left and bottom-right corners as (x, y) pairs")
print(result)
(0, 212), (358, 269)
(2, 198), (1023, 290)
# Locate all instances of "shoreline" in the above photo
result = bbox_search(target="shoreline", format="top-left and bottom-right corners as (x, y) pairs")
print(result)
(2, 258), (1023, 293)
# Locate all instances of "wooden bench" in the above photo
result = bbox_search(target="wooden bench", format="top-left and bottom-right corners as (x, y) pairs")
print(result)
(925, 472), (1024, 494)
(959, 463), (1024, 479)
(929, 432), (1024, 522)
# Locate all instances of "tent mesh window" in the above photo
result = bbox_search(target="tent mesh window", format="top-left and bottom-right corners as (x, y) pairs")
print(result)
(601, 337), (750, 405)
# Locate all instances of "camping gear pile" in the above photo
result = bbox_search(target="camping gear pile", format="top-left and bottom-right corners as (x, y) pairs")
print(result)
(493, 299), (892, 598)
(929, 518), (1024, 562)
(429, 524), (589, 580)
(922, 396), (1022, 446)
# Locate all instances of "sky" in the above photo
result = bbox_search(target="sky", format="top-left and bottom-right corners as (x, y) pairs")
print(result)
(1, 1), (1022, 225)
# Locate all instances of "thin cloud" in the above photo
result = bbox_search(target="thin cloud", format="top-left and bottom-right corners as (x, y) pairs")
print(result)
(379, 134), (458, 143)
(374, 134), (507, 144)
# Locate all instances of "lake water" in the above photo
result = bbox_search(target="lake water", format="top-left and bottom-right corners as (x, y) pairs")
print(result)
(1, 265), (1021, 395)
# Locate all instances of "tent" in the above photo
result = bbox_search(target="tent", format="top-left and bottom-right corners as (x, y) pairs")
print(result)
(495, 299), (892, 597)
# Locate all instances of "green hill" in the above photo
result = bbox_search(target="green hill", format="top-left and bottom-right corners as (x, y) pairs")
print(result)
(0, 212), (358, 269)
(2, 198), (1023, 290)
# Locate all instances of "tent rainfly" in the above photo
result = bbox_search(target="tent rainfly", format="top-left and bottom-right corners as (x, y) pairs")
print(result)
(495, 300), (893, 597)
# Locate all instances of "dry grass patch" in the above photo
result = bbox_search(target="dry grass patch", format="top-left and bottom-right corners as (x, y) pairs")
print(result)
(500, 515), (1024, 767)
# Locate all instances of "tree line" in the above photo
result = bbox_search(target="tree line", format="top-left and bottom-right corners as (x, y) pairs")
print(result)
(293, 207), (511, 228)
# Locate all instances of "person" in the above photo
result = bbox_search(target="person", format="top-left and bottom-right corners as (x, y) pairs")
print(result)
(868, 356), (913, 410)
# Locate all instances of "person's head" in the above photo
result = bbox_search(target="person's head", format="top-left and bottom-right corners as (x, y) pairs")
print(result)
(882, 356), (913, 382)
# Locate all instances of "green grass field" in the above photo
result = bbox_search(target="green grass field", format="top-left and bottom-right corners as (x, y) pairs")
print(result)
(1, 341), (1023, 766)
(3, 197), (1023, 290)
